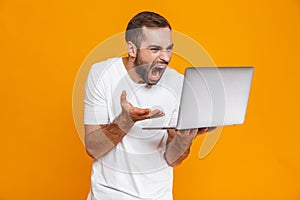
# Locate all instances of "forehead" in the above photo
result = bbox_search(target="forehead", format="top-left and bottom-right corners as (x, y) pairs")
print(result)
(141, 27), (172, 47)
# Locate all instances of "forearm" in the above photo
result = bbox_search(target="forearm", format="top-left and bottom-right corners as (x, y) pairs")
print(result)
(84, 112), (134, 159)
(165, 131), (194, 167)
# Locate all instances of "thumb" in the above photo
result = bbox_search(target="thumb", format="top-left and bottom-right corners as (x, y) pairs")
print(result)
(120, 90), (129, 109)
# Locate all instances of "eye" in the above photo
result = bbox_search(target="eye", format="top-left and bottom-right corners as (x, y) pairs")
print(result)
(166, 47), (173, 52)
(166, 44), (174, 52)
(150, 47), (160, 53)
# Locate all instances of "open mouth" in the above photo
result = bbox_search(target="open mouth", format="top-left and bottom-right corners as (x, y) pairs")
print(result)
(148, 65), (167, 82)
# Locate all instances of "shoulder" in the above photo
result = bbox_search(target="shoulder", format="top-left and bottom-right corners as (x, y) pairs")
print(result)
(86, 57), (127, 91)
(89, 57), (122, 76)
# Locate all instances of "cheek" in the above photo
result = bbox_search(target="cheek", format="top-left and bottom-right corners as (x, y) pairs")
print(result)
(139, 51), (160, 64)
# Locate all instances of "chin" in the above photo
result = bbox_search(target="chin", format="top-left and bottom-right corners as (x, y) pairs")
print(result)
(145, 84), (154, 88)
(146, 80), (161, 88)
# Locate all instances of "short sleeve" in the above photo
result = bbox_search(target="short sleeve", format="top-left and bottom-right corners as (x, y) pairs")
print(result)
(84, 65), (109, 125)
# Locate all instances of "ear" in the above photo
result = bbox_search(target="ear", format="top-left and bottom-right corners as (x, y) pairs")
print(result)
(126, 41), (137, 58)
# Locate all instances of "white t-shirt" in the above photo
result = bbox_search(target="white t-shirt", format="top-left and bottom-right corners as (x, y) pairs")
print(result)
(84, 57), (183, 200)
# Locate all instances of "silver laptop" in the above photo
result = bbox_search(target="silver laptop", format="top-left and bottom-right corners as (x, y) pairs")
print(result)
(143, 67), (254, 130)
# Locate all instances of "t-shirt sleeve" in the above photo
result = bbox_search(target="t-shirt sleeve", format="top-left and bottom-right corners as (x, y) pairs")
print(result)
(84, 65), (109, 125)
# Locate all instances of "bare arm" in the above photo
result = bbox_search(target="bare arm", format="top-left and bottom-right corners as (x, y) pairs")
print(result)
(165, 128), (208, 167)
(85, 91), (165, 159)
(84, 113), (132, 159)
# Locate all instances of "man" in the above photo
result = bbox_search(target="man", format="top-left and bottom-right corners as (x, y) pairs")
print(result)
(84, 11), (208, 200)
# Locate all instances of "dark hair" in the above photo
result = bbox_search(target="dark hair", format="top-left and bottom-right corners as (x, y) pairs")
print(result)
(125, 11), (172, 48)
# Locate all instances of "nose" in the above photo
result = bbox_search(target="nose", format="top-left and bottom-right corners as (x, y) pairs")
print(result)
(158, 49), (172, 63)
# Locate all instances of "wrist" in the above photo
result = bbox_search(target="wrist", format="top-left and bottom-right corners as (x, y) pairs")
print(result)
(114, 111), (134, 133)
(174, 134), (194, 150)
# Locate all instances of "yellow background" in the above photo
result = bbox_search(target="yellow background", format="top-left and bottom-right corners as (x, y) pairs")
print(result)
(1, 0), (299, 199)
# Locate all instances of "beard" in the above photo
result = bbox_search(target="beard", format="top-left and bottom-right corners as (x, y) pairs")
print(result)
(134, 51), (168, 86)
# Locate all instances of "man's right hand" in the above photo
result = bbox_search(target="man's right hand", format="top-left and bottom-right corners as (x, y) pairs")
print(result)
(120, 90), (165, 122)
(84, 90), (166, 159)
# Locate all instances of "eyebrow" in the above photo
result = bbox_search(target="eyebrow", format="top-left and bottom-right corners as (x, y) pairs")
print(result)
(148, 43), (174, 49)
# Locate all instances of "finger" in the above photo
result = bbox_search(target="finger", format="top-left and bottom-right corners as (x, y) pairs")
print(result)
(131, 107), (151, 115)
(148, 109), (165, 118)
(150, 112), (165, 119)
(189, 129), (198, 138)
(207, 127), (217, 132)
(120, 90), (128, 107)
(201, 127), (209, 132)
(130, 112), (152, 121)
(155, 109), (165, 117)
(178, 129), (189, 134)
(197, 127), (209, 135)
(177, 129), (196, 140)
(131, 109), (163, 121)
(183, 129), (197, 136)
(190, 128), (198, 134)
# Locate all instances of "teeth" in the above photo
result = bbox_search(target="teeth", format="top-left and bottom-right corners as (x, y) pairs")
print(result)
(157, 66), (164, 69)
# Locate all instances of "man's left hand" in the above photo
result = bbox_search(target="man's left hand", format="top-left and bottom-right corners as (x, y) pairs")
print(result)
(197, 127), (209, 136)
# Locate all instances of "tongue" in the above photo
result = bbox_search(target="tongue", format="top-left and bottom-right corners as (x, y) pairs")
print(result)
(149, 67), (160, 81)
